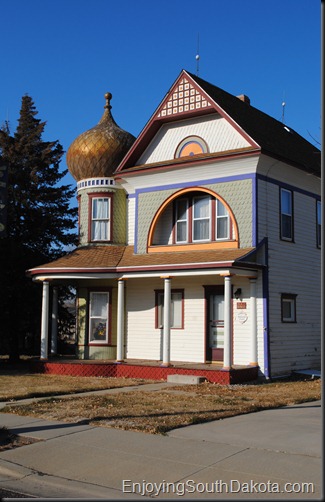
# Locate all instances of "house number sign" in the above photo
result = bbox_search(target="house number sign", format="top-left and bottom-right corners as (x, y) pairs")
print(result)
(237, 311), (248, 324)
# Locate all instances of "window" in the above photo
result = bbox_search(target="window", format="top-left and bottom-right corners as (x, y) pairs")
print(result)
(280, 188), (293, 241)
(89, 291), (111, 344)
(90, 195), (111, 241)
(155, 290), (184, 329)
(175, 199), (188, 243)
(173, 193), (230, 244)
(281, 294), (297, 323)
(193, 196), (211, 241)
(175, 136), (208, 158)
(317, 200), (321, 248)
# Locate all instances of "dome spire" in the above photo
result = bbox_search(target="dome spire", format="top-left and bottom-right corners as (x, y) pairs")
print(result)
(66, 91), (135, 181)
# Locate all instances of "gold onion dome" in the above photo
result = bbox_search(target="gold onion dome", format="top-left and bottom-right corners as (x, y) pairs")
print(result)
(66, 92), (136, 181)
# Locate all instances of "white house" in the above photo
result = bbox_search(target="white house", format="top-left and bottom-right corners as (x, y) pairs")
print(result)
(28, 70), (321, 383)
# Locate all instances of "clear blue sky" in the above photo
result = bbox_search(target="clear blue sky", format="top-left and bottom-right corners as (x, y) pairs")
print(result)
(0, 0), (321, 194)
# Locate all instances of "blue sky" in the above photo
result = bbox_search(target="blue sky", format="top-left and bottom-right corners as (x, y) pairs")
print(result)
(0, 0), (321, 194)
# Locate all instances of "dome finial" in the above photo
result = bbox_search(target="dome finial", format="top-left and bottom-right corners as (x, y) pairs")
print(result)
(104, 92), (112, 110)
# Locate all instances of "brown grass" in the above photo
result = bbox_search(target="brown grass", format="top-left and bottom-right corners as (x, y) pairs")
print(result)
(0, 372), (321, 435)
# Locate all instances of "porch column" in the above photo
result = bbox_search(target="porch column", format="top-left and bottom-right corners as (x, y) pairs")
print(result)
(223, 275), (232, 369)
(51, 286), (58, 355)
(40, 281), (50, 360)
(249, 278), (258, 366)
(116, 279), (125, 362)
(162, 276), (171, 366)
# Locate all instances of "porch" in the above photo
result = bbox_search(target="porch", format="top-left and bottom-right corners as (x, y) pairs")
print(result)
(29, 358), (259, 385)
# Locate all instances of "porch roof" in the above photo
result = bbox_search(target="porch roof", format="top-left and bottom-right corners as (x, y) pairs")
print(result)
(27, 244), (259, 279)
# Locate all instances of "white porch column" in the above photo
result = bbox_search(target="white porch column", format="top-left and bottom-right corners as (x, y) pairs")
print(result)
(51, 286), (58, 355)
(249, 278), (258, 366)
(40, 281), (50, 360)
(162, 276), (171, 366)
(223, 275), (232, 369)
(116, 279), (125, 362)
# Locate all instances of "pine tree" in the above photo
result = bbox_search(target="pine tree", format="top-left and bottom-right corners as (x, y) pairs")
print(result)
(0, 95), (77, 360)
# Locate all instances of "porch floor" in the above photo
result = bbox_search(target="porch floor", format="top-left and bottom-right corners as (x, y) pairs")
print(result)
(30, 357), (259, 385)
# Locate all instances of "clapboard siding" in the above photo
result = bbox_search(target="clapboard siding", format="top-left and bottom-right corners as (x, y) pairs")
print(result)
(137, 114), (251, 165)
(257, 173), (321, 376)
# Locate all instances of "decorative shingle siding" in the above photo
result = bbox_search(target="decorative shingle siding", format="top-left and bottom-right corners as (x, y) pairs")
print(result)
(136, 178), (253, 253)
(137, 114), (251, 165)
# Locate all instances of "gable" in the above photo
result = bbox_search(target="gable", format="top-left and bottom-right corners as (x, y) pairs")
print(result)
(136, 114), (252, 166)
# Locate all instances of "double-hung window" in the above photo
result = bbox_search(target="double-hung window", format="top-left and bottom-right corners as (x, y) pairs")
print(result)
(317, 200), (321, 248)
(155, 290), (184, 329)
(193, 196), (211, 241)
(89, 291), (110, 344)
(216, 199), (229, 239)
(91, 196), (111, 241)
(175, 199), (188, 243)
(280, 188), (293, 241)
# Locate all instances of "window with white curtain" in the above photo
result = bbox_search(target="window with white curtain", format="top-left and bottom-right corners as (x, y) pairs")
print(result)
(156, 290), (184, 329)
(89, 291), (110, 343)
(193, 196), (211, 241)
(173, 193), (231, 244)
(91, 197), (110, 241)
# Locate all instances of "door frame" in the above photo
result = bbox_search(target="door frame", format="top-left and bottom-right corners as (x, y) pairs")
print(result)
(204, 284), (232, 362)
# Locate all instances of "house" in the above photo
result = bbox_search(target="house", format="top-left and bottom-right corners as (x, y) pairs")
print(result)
(28, 70), (321, 383)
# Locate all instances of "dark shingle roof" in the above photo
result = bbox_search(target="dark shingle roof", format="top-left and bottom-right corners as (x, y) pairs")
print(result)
(188, 71), (320, 176)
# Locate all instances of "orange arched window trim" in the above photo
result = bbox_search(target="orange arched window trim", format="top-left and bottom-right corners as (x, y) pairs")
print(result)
(147, 187), (239, 251)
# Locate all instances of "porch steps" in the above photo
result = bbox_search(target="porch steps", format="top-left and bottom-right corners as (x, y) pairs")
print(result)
(167, 374), (206, 385)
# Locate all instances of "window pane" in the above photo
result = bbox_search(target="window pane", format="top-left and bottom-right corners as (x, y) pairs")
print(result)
(217, 217), (228, 239)
(281, 214), (292, 239)
(194, 197), (209, 218)
(177, 221), (187, 242)
(194, 219), (209, 240)
(176, 199), (188, 220)
(217, 199), (227, 216)
(91, 293), (107, 317)
(281, 190), (292, 215)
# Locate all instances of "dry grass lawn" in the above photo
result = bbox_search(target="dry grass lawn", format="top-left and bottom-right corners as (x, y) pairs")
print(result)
(0, 370), (321, 435)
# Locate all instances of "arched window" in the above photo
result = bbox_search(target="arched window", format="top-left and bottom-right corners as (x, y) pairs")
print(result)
(148, 188), (238, 251)
(175, 136), (208, 158)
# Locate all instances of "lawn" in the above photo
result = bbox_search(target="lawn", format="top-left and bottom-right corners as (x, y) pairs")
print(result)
(0, 370), (321, 435)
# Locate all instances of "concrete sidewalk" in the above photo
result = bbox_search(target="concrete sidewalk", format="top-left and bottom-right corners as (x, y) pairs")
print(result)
(0, 400), (322, 499)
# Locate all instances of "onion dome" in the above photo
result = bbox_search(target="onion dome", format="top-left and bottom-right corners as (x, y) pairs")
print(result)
(66, 92), (135, 181)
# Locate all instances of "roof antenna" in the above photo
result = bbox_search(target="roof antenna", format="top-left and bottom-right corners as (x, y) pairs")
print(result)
(195, 33), (200, 76)
(281, 92), (286, 124)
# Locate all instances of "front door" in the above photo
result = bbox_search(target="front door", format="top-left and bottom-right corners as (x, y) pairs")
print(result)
(206, 288), (224, 361)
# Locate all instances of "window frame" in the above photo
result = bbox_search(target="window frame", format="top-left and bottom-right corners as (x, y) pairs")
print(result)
(88, 289), (112, 345)
(88, 192), (113, 243)
(280, 188), (294, 242)
(316, 200), (321, 248)
(155, 289), (184, 329)
(281, 293), (297, 323)
(192, 195), (211, 242)
(172, 194), (231, 245)
(175, 198), (189, 243)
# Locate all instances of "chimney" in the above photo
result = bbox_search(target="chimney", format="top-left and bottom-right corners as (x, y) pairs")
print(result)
(237, 94), (250, 105)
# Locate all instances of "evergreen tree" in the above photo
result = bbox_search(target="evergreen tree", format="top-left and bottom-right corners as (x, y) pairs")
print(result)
(0, 95), (77, 360)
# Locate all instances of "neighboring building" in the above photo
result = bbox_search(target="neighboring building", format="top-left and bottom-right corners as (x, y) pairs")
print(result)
(28, 70), (321, 381)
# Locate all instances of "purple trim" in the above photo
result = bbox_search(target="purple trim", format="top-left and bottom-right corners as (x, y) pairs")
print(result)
(252, 175), (257, 246)
(261, 238), (270, 378)
(135, 173), (255, 195)
(257, 173), (320, 200)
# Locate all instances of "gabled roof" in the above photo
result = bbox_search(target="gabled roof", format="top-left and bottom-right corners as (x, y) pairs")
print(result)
(116, 70), (320, 176)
